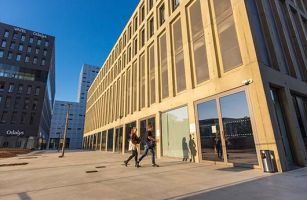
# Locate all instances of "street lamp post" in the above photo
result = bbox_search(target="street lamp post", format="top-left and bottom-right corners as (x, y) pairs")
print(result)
(59, 103), (71, 158)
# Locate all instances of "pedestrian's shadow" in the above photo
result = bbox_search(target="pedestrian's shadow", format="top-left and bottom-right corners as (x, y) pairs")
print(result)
(18, 192), (32, 200)
(182, 137), (189, 161)
(189, 134), (197, 163)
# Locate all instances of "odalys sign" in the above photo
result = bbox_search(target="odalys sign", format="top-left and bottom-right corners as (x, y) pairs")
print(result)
(6, 130), (25, 136)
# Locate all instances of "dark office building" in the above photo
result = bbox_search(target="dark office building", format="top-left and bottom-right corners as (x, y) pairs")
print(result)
(0, 22), (55, 149)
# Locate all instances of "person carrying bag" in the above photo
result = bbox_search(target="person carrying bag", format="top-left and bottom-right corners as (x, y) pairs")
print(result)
(124, 127), (141, 168)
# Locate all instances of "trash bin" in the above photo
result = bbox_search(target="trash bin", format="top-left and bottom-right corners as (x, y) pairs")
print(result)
(261, 150), (276, 173)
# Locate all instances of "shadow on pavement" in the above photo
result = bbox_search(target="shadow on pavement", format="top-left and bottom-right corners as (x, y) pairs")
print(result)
(18, 192), (31, 200)
(169, 168), (307, 200)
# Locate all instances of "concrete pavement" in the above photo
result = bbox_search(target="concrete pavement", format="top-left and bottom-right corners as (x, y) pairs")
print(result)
(0, 151), (306, 200)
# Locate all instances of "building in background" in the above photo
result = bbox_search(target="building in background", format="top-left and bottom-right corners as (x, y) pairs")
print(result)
(0, 22), (55, 149)
(83, 0), (307, 172)
(49, 64), (99, 149)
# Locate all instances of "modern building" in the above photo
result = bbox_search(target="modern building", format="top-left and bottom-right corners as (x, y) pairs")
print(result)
(49, 64), (99, 149)
(0, 22), (55, 149)
(83, 0), (307, 172)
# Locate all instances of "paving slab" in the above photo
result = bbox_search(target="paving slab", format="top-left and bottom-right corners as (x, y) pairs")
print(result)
(0, 151), (306, 200)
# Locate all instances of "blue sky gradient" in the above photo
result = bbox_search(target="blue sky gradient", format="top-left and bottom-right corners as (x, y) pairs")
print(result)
(0, 0), (139, 102)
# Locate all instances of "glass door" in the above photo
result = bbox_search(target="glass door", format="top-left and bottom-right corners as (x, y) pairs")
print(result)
(220, 91), (258, 165)
(107, 129), (114, 152)
(197, 91), (258, 166)
(197, 100), (223, 161)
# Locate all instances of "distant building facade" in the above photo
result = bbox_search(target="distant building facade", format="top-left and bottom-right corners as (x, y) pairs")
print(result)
(49, 64), (99, 149)
(0, 22), (55, 149)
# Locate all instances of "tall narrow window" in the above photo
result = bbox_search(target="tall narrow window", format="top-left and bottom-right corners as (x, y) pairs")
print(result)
(149, 18), (154, 38)
(133, 37), (138, 56)
(4, 31), (9, 38)
(132, 61), (138, 112)
(159, 33), (169, 99)
(188, 0), (209, 84)
(214, 0), (242, 72)
(159, 4), (166, 26)
(139, 54), (146, 109)
(148, 0), (154, 11)
(126, 68), (131, 115)
(0, 50), (3, 58)
(140, 29), (145, 48)
(172, 18), (186, 93)
(16, 54), (21, 62)
(8, 83), (14, 93)
(1, 40), (6, 48)
(149, 44), (156, 104)
(172, 0), (180, 11)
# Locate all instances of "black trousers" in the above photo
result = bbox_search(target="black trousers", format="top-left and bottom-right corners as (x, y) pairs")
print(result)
(126, 149), (138, 164)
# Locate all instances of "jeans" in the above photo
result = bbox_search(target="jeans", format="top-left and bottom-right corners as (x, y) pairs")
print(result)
(139, 146), (156, 164)
(126, 149), (138, 165)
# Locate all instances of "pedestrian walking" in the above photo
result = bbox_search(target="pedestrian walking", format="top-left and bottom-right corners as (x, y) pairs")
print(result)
(124, 127), (141, 168)
(138, 124), (159, 167)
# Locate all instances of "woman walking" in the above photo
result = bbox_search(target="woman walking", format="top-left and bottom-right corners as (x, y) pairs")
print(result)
(124, 127), (141, 168)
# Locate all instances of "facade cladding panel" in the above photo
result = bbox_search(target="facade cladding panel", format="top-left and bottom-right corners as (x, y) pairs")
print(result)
(0, 22), (55, 149)
(83, 0), (307, 172)
(48, 64), (99, 149)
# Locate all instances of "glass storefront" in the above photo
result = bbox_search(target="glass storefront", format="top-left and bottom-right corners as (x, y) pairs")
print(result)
(197, 91), (258, 166)
(107, 129), (114, 152)
(101, 131), (107, 151)
(115, 128), (123, 153)
(161, 106), (190, 158)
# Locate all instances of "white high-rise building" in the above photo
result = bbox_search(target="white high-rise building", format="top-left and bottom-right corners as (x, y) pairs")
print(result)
(49, 64), (99, 149)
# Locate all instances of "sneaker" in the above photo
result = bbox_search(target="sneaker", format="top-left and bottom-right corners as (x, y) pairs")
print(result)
(152, 164), (159, 167)
(124, 161), (128, 167)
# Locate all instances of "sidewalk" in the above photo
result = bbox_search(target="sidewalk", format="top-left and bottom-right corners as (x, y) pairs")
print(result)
(0, 151), (306, 200)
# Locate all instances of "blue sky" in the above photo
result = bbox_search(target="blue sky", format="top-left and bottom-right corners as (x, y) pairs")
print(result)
(0, 0), (139, 102)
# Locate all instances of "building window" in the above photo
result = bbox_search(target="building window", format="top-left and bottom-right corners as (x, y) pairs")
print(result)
(188, 0), (209, 84)
(148, 44), (156, 104)
(26, 86), (32, 94)
(148, 0), (154, 11)
(35, 87), (40, 95)
(29, 113), (35, 125)
(0, 50), (3, 58)
(33, 57), (38, 64)
(133, 38), (138, 56)
(21, 35), (26, 42)
(5, 96), (11, 108)
(135, 16), (139, 33)
(140, 5), (145, 22)
(149, 17), (154, 38)
(4, 31), (9, 38)
(1, 40), (6, 48)
(43, 49), (47, 56)
(159, 4), (166, 26)
(18, 44), (24, 51)
(25, 56), (30, 63)
(0, 96), (2, 104)
(35, 48), (39, 54)
(8, 83), (14, 93)
(45, 41), (49, 47)
(172, 0), (180, 11)
(0, 81), (5, 92)
(16, 54), (21, 61)
(41, 59), (46, 66)
(14, 97), (21, 109)
(27, 46), (32, 53)
(172, 18), (186, 93)
(18, 84), (23, 94)
(213, 0), (242, 72)
(10, 42), (15, 49)
(32, 100), (38, 110)
(0, 111), (8, 124)
(21, 112), (27, 124)
(37, 39), (41, 45)
(29, 37), (34, 43)
(140, 29), (145, 48)
(159, 33), (169, 99)
(13, 33), (18, 40)
(24, 98), (30, 109)
(7, 52), (13, 60)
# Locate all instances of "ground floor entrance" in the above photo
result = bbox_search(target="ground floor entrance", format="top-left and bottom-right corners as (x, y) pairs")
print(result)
(195, 91), (258, 166)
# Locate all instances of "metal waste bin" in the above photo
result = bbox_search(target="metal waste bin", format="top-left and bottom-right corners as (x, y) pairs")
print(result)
(261, 150), (276, 173)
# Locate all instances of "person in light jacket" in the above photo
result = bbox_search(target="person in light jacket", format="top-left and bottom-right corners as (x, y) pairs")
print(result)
(124, 127), (141, 168)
